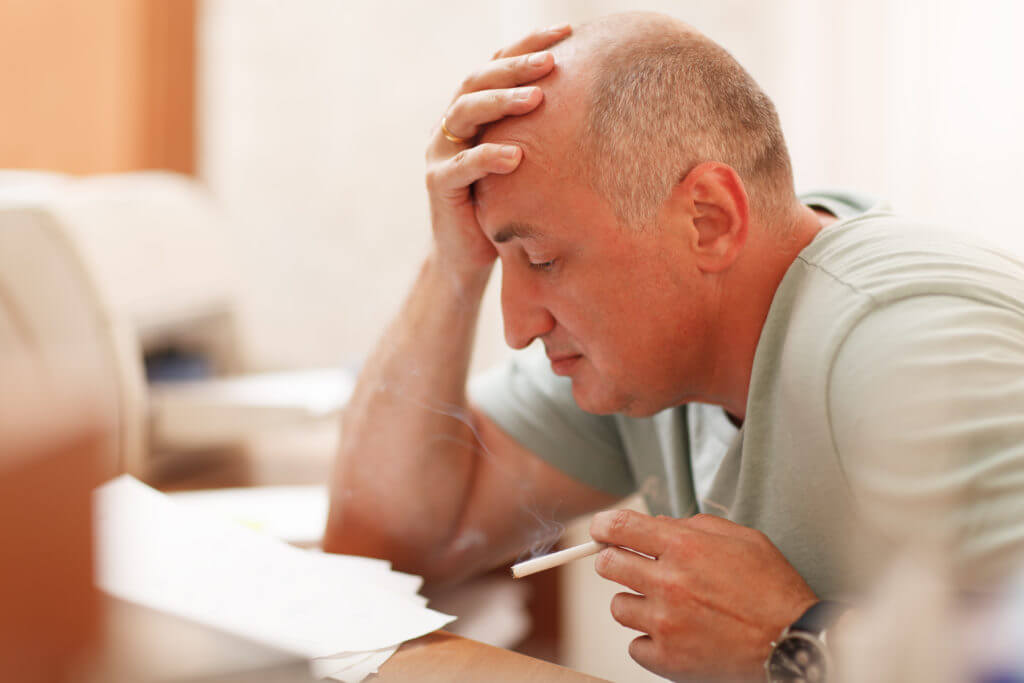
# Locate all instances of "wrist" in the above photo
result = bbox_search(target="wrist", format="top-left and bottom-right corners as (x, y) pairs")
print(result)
(426, 249), (494, 301)
(765, 600), (850, 683)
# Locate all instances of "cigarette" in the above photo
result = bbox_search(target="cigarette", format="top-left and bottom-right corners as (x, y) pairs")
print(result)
(511, 540), (607, 579)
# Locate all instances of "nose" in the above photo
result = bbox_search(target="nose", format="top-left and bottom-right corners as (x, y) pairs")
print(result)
(501, 264), (555, 349)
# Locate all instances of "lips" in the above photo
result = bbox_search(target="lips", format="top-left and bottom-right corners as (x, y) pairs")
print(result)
(547, 353), (582, 376)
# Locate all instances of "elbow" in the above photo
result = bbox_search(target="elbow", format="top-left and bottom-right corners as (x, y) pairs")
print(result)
(321, 499), (462, 583)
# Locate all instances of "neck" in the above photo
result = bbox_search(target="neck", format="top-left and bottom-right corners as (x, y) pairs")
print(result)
(699, 204), (827, 420)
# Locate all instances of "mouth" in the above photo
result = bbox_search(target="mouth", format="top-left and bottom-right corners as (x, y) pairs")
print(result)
(547, 353), (583, 376)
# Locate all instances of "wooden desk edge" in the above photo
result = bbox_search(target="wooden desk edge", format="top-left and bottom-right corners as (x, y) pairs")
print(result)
(372, 631), (609, 683)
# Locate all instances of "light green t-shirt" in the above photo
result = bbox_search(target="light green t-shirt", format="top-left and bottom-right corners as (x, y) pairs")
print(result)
(470, 191), (1024, 596)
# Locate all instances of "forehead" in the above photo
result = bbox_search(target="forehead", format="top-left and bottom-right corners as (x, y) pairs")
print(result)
(474, 143), (618, 247)
(473, 92), (593, 237)
(472, 46), (631, 243)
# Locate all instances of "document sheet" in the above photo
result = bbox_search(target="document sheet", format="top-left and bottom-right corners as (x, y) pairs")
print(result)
(95, 476), (454, 681)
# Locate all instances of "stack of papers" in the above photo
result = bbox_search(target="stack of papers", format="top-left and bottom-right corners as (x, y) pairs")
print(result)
(95, 476), (454, 681)
(169, 484), (330, 545)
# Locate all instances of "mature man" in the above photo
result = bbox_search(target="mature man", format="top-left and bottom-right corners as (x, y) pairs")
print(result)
(323, 13), (1024, 681)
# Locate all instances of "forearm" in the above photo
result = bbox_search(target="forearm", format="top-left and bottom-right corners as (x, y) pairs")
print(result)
(323, 252), (492, 572)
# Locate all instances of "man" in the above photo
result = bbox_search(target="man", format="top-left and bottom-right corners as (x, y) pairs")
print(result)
(323, 12), (1024, 681)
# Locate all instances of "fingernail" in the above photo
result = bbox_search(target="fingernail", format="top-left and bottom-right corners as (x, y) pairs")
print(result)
(515, 87), (536, 100)
(500, 145), (519, 158)
(546, 22), (570, 33)
(528, 52), (549, 66)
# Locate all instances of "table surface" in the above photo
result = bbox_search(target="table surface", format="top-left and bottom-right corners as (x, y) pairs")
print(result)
(374, 631), (608, 682)
(97, 598), (608, 683)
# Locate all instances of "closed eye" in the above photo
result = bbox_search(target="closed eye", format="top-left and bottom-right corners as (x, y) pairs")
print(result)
(529, 259), (557, 271)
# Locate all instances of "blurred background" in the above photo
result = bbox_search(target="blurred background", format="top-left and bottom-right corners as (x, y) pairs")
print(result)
(3, 0), (1023, 376)
(2, 1), (1023, 681)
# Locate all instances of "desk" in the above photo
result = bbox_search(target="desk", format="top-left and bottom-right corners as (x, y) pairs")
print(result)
(375, 632), (607, 682)
(98, 599), (608, 683)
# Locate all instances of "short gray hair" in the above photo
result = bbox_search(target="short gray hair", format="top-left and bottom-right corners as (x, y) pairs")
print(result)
(570, 18), (795, 227)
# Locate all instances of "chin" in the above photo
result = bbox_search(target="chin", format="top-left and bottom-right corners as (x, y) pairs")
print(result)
(571, 379), (668, 418)
(570, 381), (638, 417)
(569, 379), (615, 415)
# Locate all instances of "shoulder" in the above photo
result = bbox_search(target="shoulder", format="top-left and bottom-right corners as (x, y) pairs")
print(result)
(829, 294), (1024, 455)
(826, 294), (1024, 582)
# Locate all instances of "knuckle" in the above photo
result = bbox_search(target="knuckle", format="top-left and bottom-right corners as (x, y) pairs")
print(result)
(688, 513), (717, 530)
(610, 509), (633, 533)
(424, 168), (441, 192)
(651, 611), (672, 637)
(593, 548), (615, 575)
(664, 533), (685, 554)
(459, 70), (480, 92)
(663, 575), (688, 602)
(450, 150), (469, 167)
(483, 90), (502, 109)
(447, 97), (466, 120)
(501, 57), (520, 77)
(519, 53), (544, 76)
(651, 571), (671, 593)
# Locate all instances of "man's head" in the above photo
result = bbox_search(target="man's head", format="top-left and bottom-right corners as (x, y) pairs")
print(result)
(474, 13), (806, 417)
(571, 13), (795, 227)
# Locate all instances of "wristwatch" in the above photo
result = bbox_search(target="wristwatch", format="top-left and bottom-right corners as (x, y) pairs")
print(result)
(764, 600), (847, 683)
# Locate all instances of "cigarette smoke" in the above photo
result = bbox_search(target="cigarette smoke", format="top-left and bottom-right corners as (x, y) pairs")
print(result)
(375, 379), (568, 561)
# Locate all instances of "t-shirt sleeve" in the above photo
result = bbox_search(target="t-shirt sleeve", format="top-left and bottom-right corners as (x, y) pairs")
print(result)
(829, 295), (1024, 587)
(468, 345), (636, 498)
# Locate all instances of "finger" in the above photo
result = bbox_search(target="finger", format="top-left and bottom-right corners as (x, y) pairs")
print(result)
(427, 143), (522, 195)
(594, 546), (657, 595)
(443, 86), (543, 141)
(458, 52), (555, 97)
(609, 592), (648, 632)
(628, 635), (661, 675)
(491, 23), (571, 60)
(590, 509), (675, 558)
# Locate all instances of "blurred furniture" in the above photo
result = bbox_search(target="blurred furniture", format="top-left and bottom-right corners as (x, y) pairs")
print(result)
(0, 0), (195, 175)
(0, 171), (352, 481)
(0, 356), (104, 683)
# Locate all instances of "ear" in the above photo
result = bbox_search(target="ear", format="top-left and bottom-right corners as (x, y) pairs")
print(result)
(664, 162), (749, 273)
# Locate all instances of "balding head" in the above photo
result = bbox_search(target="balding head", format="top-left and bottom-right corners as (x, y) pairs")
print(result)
(484, 12), (796, 228)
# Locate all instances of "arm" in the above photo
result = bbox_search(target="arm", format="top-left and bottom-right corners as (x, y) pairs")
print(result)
(323, 26), (616, 583)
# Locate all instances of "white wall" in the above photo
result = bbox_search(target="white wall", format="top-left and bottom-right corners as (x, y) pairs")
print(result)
(198, 2), (1024, 679)
(199, 0), (511, 371)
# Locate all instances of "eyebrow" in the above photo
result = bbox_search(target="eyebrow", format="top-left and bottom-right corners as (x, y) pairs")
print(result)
(492, 222), (541, 244)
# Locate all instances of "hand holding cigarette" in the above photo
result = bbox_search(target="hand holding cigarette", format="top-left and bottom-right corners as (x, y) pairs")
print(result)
(511, 540), (607, 578)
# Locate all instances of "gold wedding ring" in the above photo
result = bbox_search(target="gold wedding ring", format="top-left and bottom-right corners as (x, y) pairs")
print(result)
(441, 117), (470, 144)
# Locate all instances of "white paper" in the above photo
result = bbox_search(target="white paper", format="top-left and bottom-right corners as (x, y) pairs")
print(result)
(311, 646), (398, 681)
(95, 476), (454, 668)
(169, 485), (330, 545)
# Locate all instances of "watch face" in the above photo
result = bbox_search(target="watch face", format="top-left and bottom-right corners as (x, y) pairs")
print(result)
(766, 632), (830, 683)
